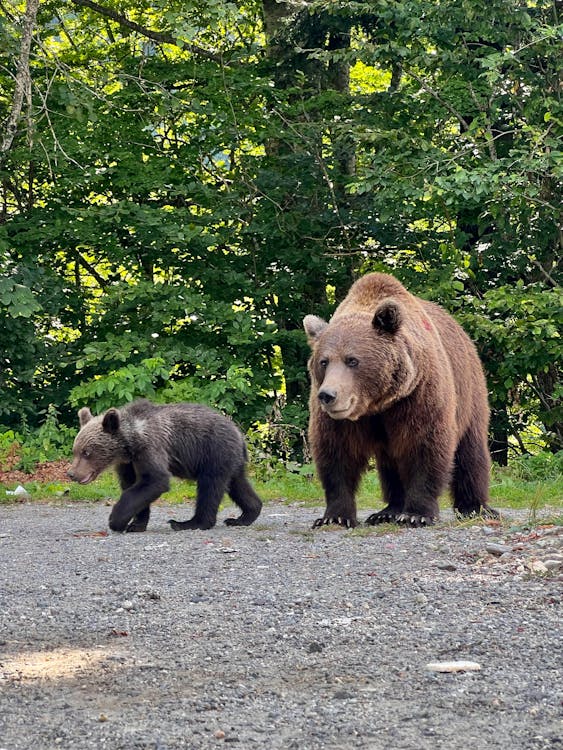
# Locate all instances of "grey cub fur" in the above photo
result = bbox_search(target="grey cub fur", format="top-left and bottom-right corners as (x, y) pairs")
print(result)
(68, 399), (262, 532)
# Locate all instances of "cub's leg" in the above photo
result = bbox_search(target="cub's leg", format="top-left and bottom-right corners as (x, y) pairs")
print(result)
(115, 464), (151, 532)
(109, 467), (169, 532)
(224, 470), (263, 526)
(125, 506), (151, 533)
(168, 473), (227, 531)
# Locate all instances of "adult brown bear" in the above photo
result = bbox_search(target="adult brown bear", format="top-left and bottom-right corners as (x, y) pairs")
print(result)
(68, 399), (262, 532)
(303, 273), (498, 528)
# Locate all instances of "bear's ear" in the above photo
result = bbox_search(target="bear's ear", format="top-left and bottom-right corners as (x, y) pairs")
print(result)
(78, 407), (93, 427)
(102, 408), (120, 435)
(303, 315), (328, 346)
(372, 299), (403, 335)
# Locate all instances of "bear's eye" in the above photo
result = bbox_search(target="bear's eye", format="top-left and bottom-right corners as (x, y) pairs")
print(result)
(82, 449), (90, 458)
(345, 357), (359, 368)
(319, 358), (329, 369)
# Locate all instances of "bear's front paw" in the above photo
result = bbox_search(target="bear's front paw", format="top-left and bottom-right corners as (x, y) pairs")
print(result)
(168, 518), (215, 531)
(365, 510), (435, 527)
(395, 512), (435, 527)
(312, 516), (357, 529)
(125, 521), (148, 533)
(108, 516), (129, 533)
(365, 509), (397, 525)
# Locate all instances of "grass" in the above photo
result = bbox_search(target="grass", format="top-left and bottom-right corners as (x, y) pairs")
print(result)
(1, 459), (561, 524)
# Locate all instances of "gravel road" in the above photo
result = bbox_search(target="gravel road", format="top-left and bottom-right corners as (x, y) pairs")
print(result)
(0, 501), (561, 750)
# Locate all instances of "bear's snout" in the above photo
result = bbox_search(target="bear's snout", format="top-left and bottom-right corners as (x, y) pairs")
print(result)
(318, 388), (337, 405)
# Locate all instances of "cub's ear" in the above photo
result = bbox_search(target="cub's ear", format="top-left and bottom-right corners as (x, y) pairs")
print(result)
(303, 315), (328, 346)
(102, 408), (120, 435)
(373, 299), (403, 334)
(78, 407), (93, 428)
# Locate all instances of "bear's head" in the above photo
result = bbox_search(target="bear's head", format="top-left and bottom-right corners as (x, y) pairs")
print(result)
(303, 298), (421, 421)
(67, 407), (128, 484)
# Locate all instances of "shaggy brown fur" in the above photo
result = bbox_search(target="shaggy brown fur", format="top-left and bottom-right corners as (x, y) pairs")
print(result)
(68, 399), (262, 532)
(303, 273), (498, 528)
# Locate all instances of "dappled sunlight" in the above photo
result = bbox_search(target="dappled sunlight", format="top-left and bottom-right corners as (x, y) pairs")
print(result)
(0, 646), (117, 682)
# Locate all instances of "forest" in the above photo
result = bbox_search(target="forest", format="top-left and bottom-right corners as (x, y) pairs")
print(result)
(0, 0), (561, 469)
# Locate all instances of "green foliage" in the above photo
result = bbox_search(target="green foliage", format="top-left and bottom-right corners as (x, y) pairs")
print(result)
(502, 451), (563, 483)
(450, 282), (562, 454)
(0, 0), (560, 464)
(2, 405), (76, 472)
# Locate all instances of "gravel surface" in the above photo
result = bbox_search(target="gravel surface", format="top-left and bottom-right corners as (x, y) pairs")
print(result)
(0, 501), (561, 750)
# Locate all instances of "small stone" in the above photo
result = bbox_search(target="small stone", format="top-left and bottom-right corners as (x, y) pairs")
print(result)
(436, 562), (457, 571)
(214, 729), (225, 740)
(486, 543), (512, 557)
(307, 641), (324, 653)
(415, 593), (428, 604)
(98, 713), (108, 722)
(543, 559), (563, 571)
(527, 560), (548, 574)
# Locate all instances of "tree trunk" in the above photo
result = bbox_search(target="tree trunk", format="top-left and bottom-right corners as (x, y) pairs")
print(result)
(0, 0), (40, 162)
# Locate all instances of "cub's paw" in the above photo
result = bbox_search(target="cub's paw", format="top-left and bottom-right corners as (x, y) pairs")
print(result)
(224, 516), (255, 527)
(168, 518), (214, 531)
(312, 516), (357, 529)
(125, 521), (148, 533)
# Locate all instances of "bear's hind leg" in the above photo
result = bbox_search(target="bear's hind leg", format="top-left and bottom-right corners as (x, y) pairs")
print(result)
(452, 428), (498, 519)
(224, 470), (262, 526)
(168, 474), (227, 531)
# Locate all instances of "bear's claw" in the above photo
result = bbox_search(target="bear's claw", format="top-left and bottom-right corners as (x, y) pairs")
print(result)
(312, 516), (356, 529)
(365, 510), (435, 527)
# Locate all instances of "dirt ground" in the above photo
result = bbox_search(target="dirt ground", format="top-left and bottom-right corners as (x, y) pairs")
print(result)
(0, 498), (561, 750)
(0, 458), (71, 486)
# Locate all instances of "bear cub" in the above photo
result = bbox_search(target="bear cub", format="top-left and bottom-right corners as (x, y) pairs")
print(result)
(68, 399), (262, 532)
(304, 272), (498, 528)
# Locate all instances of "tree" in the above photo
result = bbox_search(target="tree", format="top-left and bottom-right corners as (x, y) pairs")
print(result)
(0, 0), (560, 462)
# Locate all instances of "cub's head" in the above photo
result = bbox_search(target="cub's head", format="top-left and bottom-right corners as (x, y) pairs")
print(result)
(303, 298), (419, 421)
(67, 407), (126, 484)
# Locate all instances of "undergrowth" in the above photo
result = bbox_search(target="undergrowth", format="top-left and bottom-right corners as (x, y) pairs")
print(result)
(0, 410), (561, 517)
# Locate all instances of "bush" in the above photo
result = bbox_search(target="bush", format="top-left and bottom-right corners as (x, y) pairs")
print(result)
(1, 404), (75, 473)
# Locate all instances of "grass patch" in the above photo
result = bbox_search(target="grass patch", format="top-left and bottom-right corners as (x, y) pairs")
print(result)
(1, 457), (561, 522)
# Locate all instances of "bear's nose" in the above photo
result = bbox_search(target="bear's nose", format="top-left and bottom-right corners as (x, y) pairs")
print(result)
(318, 388), (337, 405)
(67, 468), (75, 479)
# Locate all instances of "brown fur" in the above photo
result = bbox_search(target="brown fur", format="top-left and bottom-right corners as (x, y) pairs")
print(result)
(303, 273), (498, 527)
(68, 399), (262, 532)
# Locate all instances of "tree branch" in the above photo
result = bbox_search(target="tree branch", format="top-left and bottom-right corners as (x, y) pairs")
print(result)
(71, 0), (223, 62)
(71, 249), (109, 289)
(405, 68), (471, 132)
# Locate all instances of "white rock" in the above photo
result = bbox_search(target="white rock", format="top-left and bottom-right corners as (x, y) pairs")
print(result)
(425, 660), (482, 673)
(527, 560), (549, 574)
